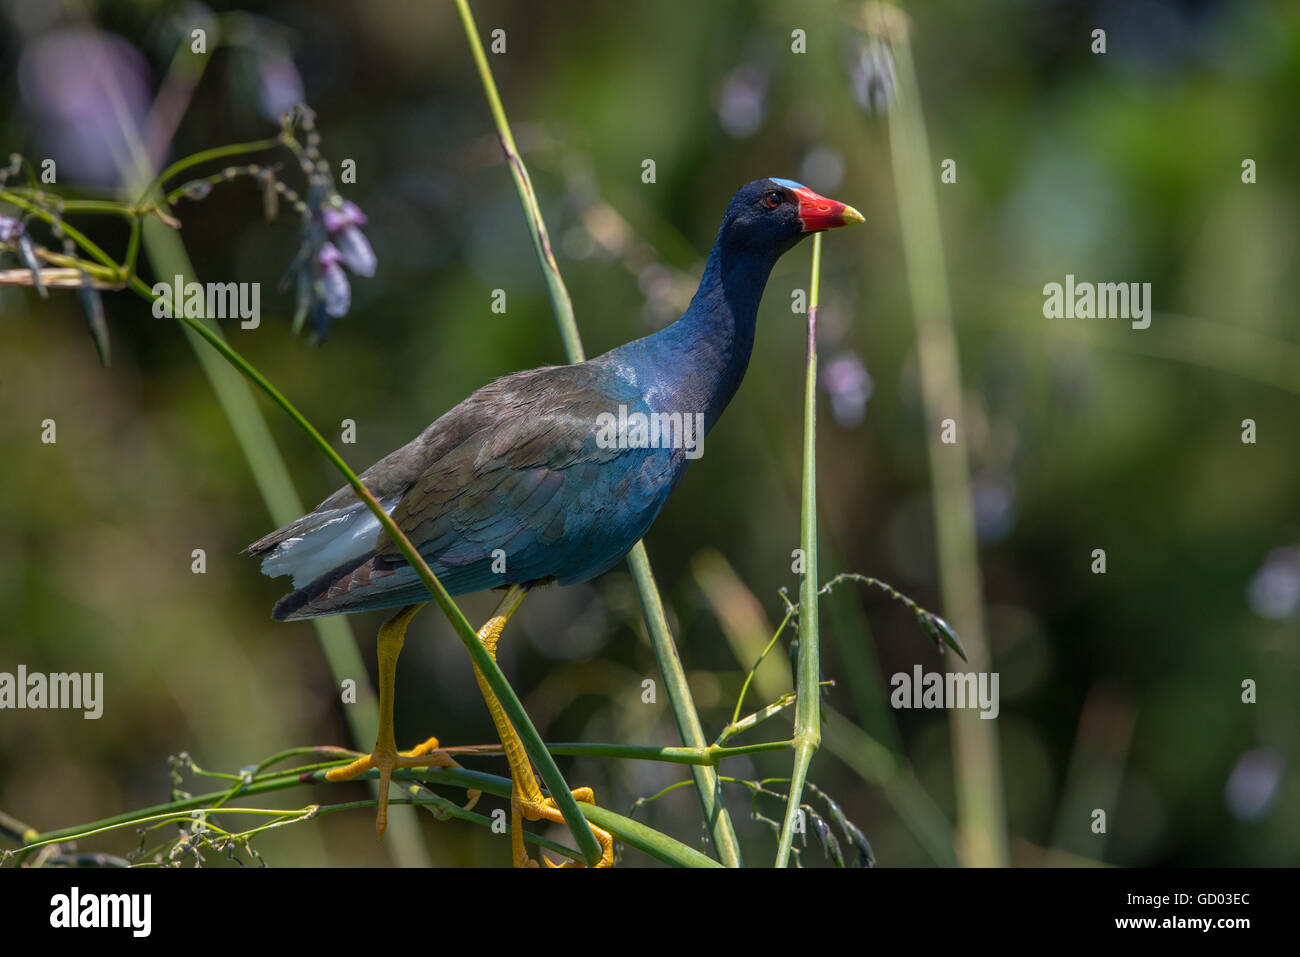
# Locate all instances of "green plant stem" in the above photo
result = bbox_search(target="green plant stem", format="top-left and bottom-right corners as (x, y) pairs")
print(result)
(135, 136), (281, 207)
(692, 549), (958, 863)
(544, 738), (794, 763)
(872, 4), (1007, 866)
(775, 232), (824, 867)
(730, 608), (796, 727)
(16, 246), (119, 282)
(0, 192), (119, 271)
(626, 547), (744, 865)
(16, 765), (717, 869)
(123, 216), (141, 275)
(454, 0), (743, 867)
(56, 199), (137, 217)
(720, 693), (798, 744)
(452, 0), (584, 364)
(2, 733), (794, 852)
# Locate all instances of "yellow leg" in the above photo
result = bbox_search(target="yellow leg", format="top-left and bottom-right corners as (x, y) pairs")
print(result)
(472, 585), (614, 868)
(325, 602), (478, 837)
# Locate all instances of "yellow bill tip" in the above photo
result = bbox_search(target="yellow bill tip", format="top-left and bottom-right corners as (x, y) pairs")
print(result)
(840, 204), (866, 226)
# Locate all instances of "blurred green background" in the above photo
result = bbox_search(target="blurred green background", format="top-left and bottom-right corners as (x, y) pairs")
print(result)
(0, 0), (1296, 867)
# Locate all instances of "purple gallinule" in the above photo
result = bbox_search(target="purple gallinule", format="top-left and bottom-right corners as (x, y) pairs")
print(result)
(247, 177), (863, 866)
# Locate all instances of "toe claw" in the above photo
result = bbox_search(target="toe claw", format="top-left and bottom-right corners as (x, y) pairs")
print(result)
(515, 790), (614, 869)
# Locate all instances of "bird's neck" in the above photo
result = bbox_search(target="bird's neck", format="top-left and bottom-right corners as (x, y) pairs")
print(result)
(645, 239), (780, 428)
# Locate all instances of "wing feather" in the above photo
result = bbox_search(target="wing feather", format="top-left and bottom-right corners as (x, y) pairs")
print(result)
(249, 359), (678, 619)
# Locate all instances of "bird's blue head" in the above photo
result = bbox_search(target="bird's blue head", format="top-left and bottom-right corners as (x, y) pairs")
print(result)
(717, 178), (864, 259)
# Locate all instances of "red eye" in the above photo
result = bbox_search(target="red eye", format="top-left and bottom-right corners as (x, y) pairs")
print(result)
(763, 191), (782, 209)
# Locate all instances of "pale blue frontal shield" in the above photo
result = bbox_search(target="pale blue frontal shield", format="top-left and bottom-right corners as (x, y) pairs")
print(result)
(769, 177), (806, 190)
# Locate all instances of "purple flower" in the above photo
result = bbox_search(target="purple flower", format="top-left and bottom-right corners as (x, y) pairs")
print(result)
(1225, 748), (1284, 820)
(970, 470), (1017, 545)
(850, 38), (895, 116)
(1247, 547), (1300, 620)
(0, 216), (23, 243)
(321, 200), (365, 233)
(257, 52), (305, 123)
(17, 28), (151, 187)
(323, 200), (376, 277)
(820, 353), (874, 428)
(715, 65), (767, 139)
(284, 186), (376, 341)
(316, 242), (351, 318)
